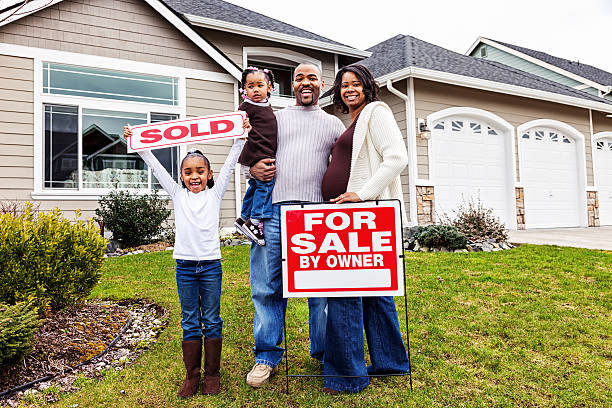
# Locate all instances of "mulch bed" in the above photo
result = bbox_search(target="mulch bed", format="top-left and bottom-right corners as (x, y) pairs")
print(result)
(0, 299), (168, 405)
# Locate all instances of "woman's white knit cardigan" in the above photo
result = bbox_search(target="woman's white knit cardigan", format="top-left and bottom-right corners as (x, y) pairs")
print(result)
(346, 101), (409, 224)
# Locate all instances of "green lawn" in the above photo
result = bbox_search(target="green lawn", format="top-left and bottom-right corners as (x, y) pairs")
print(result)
(37, 245), (611, 407)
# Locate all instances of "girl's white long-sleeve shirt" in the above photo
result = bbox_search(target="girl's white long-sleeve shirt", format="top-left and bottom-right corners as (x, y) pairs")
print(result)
(138, 139), (245, 261)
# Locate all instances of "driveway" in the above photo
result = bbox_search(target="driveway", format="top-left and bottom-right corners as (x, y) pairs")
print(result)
(507, 226), (612, 251)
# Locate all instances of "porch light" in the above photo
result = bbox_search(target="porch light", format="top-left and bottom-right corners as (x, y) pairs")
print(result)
(417, 119), (431, 139)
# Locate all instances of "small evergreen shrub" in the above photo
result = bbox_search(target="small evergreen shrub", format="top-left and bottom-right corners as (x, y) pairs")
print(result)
(96, 190), (171, 248)
(0, 205), (106, 312)
(0, 301), (40, 364)
(414, 225), (467, 250)
(448, 199), (508, 242)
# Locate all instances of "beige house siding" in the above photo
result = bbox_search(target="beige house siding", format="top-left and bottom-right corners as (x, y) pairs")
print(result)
(414, 79), (594, 185)
(195, 28), (337, 87)
(186, 78), (237, 228)
(0, 0), (223, 72)
(592, 110), (612, 135)
(0, 55), (34, 203)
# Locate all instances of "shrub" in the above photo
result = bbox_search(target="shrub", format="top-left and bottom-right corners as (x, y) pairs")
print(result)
(0, 204), (106, 312)
(0, 199), (39, 216)
(448, 199), (508, 242)
(414, 225), (467, 250)
(96, 190), (171, 248)
(0, 301), (40, 364)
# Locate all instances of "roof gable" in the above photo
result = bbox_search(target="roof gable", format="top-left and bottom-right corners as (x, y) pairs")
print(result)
(0, 0), (242, 80)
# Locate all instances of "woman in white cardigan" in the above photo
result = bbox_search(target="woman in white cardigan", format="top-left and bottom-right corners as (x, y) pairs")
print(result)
(320, 64), (410, 394)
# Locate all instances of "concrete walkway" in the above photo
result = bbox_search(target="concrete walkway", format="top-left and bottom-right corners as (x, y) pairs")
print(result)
(507, 226), (612, 251)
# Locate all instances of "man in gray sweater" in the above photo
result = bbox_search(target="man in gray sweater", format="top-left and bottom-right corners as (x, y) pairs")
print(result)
(245, 63), (345, 387)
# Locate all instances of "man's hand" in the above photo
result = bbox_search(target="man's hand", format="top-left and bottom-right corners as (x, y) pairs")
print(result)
(250, 158), (276, 182)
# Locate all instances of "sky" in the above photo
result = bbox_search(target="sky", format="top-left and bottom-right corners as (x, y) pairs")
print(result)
(224, 0), (612, 73)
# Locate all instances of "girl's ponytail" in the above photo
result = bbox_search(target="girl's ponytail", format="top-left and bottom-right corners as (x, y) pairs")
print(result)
(207, 176), (215, 189)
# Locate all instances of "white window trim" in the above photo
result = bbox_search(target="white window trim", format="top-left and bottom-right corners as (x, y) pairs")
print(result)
(427, 107), (518, 229)
(242, 47), (322, 109)
(517, 119), (589, 227)
(31, 54), (192, 200)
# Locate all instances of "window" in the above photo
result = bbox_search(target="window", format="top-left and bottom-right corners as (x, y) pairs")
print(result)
(42, 62), (181, 191)
(480, 46), (487, 58)
(43, 62), (178, 105)
(247, 59), (294, 97)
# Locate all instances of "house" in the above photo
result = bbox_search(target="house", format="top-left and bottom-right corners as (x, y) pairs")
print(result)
(2, 1), (611, 231)
(322, 34), (612, 229)
(0, 0), (366, 229)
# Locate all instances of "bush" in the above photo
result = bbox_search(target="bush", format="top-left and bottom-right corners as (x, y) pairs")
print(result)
(0, 301), (40, 364)
(448, 199), (508, 242)
(0, 204), (106, 312)
(414, 225), (467, 250)
(96, 190), (171, 248)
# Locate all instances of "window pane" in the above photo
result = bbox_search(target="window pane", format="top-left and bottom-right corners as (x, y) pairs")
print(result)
(247, 60), (294, 97)
(43, 63), (178, 105)
(44, 105), (78, 189)
(150, 113), (180, 189)
(81, 109), (148, 189)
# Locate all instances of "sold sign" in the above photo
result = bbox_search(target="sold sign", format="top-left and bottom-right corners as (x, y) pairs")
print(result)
(281, 201), (404, 298)
(128, 112), (247, 152)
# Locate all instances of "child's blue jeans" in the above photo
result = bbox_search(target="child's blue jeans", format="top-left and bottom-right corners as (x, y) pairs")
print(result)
(241, 177), (274, 220)
(176, 259), (223, 340)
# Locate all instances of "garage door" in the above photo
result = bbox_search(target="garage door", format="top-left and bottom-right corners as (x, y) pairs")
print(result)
(595, 138), (612, 225)
(432, 118), (511, 225)
(519, 128), (580, 228)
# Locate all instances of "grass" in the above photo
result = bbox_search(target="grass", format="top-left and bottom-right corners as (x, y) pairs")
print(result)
(27, 245), (612, 407)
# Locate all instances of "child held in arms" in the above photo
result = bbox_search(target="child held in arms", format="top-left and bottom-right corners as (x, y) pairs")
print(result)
(233, 66), (278, 246)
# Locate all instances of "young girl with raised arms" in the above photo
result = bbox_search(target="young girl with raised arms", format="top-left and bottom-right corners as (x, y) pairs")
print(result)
(123, 122), (247, 397)
(233, 66), (278, 246)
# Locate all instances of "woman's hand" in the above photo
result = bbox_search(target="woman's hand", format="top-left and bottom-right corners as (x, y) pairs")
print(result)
(123, 125), (133, 140)
(330, 192), (362, 204)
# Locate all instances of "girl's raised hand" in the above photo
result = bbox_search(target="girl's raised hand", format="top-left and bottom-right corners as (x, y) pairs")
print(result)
(240, 117), (251, 141)
(123, 125), (133, 140)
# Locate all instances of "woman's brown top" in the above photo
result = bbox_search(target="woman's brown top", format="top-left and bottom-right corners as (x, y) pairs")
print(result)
(321, 114), (359, 201)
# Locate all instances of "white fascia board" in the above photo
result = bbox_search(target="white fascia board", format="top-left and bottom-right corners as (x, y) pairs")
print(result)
(142, 0), (241, 81)
(464, 36), (485, 56)
(479, 38), (608, 93)
(0, 0), (64, 26)
(377, 67), (612, 114)
(184, 14), (371, 59)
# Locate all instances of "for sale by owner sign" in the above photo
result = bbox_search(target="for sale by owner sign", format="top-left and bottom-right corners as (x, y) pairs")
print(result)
(127, 112), (247, 152)
(281, 201), (404, 298)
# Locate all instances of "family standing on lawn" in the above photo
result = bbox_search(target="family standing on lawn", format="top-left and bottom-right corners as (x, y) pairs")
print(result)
(123, 62), (410, 397)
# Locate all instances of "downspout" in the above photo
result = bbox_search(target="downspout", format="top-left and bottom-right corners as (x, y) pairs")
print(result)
(386, 77), (418, 226)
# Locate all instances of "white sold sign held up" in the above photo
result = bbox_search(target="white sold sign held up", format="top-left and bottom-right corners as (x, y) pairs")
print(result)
(128, 111), (247, 152)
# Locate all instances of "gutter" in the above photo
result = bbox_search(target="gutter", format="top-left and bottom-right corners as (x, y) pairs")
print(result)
(377, 66), (612, 114)
(386, 80), (418, 226)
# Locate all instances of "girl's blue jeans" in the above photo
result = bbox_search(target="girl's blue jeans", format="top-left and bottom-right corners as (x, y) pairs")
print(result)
(241, 177), (274, 220)
(323, 296), (411, 392)
(175, 259), (223, 341)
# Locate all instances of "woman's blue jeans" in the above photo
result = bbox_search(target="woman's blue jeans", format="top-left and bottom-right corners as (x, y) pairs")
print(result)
(176, 259), (223, 341)
(324, 296), (410, 392)
(250, 202), (327, 367)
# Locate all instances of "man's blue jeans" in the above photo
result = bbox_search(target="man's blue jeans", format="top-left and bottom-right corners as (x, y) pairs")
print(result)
(323, 296), (410, 392)
(250, 202), (327, 367)
(176, 259), (223, 341)
(241, 178), (274, 220)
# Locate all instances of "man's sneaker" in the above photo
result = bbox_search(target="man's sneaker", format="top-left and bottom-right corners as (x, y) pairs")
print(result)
(246, 363), (279, 388)
(242, 219), (265, 246)
(234, 217), (250, 237)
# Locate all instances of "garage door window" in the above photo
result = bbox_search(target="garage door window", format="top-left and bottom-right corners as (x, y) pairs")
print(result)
(596, 140), (612, 151)
(522, 129), (572, 144)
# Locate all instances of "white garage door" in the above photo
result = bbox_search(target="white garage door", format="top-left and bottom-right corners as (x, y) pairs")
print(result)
(519, 128), (580, 228)
(595, 138), (612, 226)
(432, 118), (511, 225)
